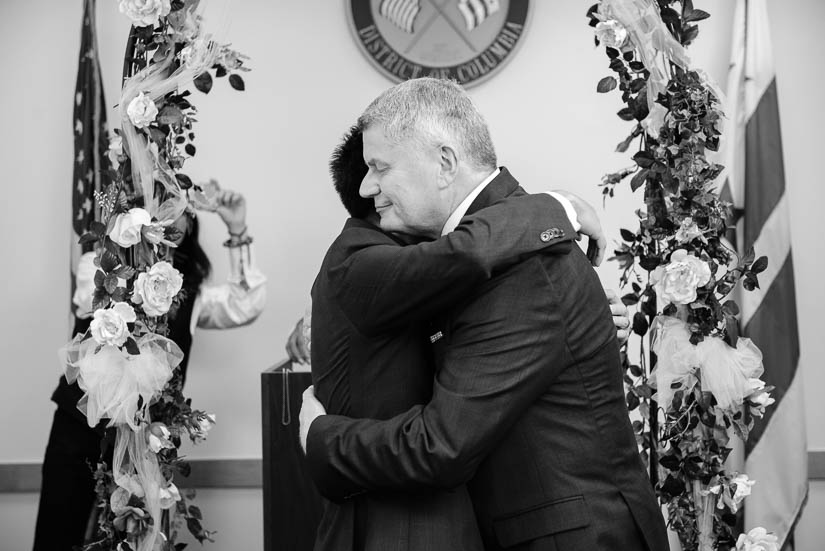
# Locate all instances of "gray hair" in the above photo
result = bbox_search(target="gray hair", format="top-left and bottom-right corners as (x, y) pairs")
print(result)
(358, 78), (497, 170)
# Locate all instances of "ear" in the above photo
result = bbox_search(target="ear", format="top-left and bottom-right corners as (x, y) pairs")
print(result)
(436, 144), (459, 189)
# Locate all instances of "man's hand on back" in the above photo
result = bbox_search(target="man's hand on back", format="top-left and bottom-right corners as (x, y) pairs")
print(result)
(551, 191), (606, 266)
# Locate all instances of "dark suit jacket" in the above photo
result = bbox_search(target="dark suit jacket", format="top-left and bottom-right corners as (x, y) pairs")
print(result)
(310, 177), (575, 551)
(307, 170), (670, 551)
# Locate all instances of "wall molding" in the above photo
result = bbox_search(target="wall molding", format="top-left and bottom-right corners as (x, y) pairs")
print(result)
(2, 452), (823, 493)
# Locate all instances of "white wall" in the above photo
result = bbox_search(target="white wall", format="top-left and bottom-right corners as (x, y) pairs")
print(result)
(0, 0), (822, 549)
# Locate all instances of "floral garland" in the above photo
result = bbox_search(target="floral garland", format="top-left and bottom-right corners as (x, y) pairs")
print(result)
(587, 1), (778, 550)
(60, 1), (248, 550)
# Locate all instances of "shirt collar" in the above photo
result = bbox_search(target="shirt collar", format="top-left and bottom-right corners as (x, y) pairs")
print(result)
(440, 168), (500, 236)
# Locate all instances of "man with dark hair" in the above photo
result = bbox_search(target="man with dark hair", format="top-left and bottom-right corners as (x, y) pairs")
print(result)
(329, 124), (371, 220)
(299, 116), (628, 550)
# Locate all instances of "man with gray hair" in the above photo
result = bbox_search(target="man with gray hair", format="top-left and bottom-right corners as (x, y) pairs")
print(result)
(302, 78), (669, 550)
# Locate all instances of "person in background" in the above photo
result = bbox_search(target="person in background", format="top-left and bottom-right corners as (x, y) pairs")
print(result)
(33, 187), (266, 551)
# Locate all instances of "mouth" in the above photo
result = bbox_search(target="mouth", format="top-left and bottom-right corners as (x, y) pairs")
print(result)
(375, 204), (391, 213)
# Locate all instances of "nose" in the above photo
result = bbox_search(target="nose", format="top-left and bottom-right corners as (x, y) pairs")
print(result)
(360, 171), (379, 199)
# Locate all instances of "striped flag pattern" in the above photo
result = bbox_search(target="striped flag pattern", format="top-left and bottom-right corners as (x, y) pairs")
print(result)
(722, 0), (807, 547)
(457, 0), (501, 31)
(379, 0), (422, 34)
(71, 0), (111, 313)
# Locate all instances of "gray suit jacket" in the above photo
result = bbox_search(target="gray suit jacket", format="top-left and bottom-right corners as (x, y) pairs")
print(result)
(308, 170), (670, 551)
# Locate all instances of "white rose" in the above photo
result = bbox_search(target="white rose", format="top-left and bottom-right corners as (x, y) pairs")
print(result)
(90, 302), (137, 347)
(109, 207), (151, 247)
(180, 38), (212, 70)
(159, 482), (181, 509)
(108, 134), (123, 166)
(651, 249), (712, 306)
(675, 217), (705, 244)
(131, 261), (183, 316)
(736, 527), (779, 551)
(126, 92), (158, 129)
(595, 20), (629, 50)
(147, 422), (174, 453)
(118, 0), (171, 28)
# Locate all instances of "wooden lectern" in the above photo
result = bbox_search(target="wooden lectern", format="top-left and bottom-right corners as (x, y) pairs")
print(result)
(261, 361), (322, 551)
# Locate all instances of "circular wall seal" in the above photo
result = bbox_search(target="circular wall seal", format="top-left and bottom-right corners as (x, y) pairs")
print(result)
(347, 0), (531, 88)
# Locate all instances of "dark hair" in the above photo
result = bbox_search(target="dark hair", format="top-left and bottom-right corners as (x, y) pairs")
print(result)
(329, 124), (373, 219)
(173, 215), (211, 293)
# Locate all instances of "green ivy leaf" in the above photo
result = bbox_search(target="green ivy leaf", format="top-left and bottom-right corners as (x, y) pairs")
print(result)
(684, 9), (711, 23)
(597, 76), (617, 93)
(100, 250), (120, 273)
(228, 74), (245, 91)
(632, 312), (649, 336)
(751, 255), (768, 274)
(124, 337), (140, 356)
(630, 168), (649, 192)
(193, 72), (213, 94)
(104, 273), (119, 294)
(175, 173), (194, 189)
(620, 228), (636, 242)
(632, 151), (655, 168)
(617, 107), (636, 121)
(621, 293), (640, 306)
(78, 232), (100, 246)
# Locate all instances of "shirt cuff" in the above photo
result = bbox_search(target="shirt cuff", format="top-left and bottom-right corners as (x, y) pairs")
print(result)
(546, 192), (581, 233)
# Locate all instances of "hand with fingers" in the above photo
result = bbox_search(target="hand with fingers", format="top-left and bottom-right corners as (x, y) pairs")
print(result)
(551, 190), (606, 266)
(606, 289), (631, 345)
(286, 317), (311, 365)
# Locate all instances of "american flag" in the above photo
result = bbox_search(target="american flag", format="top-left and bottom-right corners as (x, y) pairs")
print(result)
(722, 0), (807, 547)
(71, 0), (111, 314)
(379, 0), (422, 34)
(457, 0), (500, 31)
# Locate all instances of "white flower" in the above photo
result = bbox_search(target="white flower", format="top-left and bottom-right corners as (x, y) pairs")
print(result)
(159, 483), (182, 509)
(119, 474), (146, 499)
(595, 20), (629, 50)
(736, 527), (779, 551)
(141, 222), (167, 246)
(108, 134), (123, 166)
(109, 207), (152, 247)
(131, 261), (183, 317)
(731, 474), (756, 504)
(90, 303), (137, 347)
(747, 378), (776, 417)
(220, 48), (244, 70)
(675, 217), (706, 244)
(118, 0), (171, 28)
(147, 422), (174, 453)
(180, 38), (213, 70)
(651, 249), (712, 305)
(190, 413), (216, 442)
(126, 92), (158, 129)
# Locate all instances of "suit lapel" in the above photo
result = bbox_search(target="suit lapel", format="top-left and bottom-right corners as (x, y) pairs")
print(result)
(466, 167), (520, 216)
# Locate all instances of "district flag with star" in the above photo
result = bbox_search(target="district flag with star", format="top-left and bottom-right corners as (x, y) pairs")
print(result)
(71, 0), (111, 315)
(721, 0), (807, 548)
